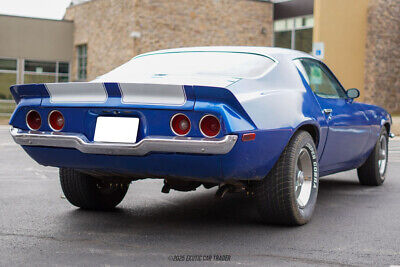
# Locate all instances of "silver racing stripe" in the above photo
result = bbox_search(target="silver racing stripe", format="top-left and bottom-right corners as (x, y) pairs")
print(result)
(45, 83), (108, 103)
(44, 82), (186, 105)
(119, 83), (186, 106)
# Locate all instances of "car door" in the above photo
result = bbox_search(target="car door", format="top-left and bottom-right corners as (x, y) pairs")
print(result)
(297, 58), (370, 171)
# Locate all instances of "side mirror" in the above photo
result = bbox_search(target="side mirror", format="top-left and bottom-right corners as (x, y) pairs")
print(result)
(346, 88), (360, 99)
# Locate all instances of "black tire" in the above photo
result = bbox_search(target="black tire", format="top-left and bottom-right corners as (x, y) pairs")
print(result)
(254, 131), (319, 226)
(60, 168), (129, 210)
(357, 128), (389, 186)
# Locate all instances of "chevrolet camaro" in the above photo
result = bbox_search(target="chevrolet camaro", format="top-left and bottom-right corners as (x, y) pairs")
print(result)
(9, 47), (394, 225)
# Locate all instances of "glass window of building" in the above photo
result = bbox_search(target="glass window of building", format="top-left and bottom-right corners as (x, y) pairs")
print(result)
(23, 60), (69, 84)
(58, 62), (70, 82)
(77, 44), (87, 80)
(274, 15), (314, 53)
(0, 58), (17, 99)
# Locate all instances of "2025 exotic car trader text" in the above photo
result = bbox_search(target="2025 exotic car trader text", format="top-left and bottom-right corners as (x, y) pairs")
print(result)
(9, 47), (394, 225)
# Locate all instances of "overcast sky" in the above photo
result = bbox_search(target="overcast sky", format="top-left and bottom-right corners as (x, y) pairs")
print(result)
(0, 0), (72, 20)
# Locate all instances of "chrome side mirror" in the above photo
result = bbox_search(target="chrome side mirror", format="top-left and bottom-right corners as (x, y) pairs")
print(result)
(347, 88), (360, 99)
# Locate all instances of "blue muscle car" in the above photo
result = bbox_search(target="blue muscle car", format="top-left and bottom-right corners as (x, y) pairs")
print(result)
(9, 47), (394, 225)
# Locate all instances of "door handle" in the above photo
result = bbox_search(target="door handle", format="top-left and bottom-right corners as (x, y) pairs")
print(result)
(323, 109), (333, 120)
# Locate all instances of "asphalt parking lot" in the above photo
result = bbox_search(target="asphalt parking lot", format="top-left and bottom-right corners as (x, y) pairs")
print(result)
(0, 125), (399, 266)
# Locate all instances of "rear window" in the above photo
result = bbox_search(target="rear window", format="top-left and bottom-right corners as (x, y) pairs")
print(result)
(96, 52), (276, 81)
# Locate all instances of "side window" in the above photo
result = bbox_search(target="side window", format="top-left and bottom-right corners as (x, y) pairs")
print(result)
(298, 59), (347, 99)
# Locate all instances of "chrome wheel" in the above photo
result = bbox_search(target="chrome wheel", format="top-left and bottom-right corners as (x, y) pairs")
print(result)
(295, 148), (313, 208)
(378, 134), (387, 177)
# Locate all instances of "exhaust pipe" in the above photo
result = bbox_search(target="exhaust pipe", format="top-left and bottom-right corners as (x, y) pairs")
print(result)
(215, 183), (247, 199)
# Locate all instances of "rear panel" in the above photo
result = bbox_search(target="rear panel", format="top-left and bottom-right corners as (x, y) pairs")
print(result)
(10, 83), (255, 142)
(9, 82), (270, 181)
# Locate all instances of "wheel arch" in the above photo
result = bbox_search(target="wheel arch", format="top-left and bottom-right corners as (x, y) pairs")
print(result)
(294, 122), (320, 148)
(383, 122), (390, 135)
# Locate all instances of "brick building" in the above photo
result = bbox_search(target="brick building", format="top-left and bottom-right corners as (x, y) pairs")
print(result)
(364, 0), (400, 113)
(64, 0), (274, 81)
(0, 0), (399, 113)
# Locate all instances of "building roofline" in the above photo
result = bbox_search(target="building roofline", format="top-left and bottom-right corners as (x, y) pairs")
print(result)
(67, 0), (95, 9)
(248, 0), (274, 3)
(67, 0), (273, 9)
(0, 14), (73, 23)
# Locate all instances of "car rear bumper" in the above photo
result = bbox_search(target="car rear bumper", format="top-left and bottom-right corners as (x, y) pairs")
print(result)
(10, 127), (238, 156)
(11, 127), (292, 182)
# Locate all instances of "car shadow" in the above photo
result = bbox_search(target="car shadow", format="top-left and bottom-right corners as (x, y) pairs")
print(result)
(319, 177), (363, 192)
(64, 189), (263, 231)
(58, 175), (374, 236)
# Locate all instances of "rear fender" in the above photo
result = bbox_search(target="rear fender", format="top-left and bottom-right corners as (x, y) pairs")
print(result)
(193, 86), (257, 133)
(9, 84), (47, 124)
(10, 84), (48, 104)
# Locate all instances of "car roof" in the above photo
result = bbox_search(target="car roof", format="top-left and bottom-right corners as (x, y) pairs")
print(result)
(136, 46), (316, 62)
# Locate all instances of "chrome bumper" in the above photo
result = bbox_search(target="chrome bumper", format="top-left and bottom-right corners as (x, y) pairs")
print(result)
(10, 127), (238, 156)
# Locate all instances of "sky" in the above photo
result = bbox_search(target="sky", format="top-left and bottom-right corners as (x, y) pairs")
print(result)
(0, 0), (72, 20)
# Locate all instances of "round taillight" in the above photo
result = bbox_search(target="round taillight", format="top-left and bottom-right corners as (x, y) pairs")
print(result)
(200, 115), (221, 138)
(170, 113), (191, 136)
(48, 110), (65, 131)
(26, 110), (41, 131)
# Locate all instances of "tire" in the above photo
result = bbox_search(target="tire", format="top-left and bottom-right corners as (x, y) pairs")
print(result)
(254, 131), (319, 226)
(60, 168), (129, 210)
(357, 128), (388, 186)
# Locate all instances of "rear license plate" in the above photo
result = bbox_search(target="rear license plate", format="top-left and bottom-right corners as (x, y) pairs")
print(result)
(94, 117), (139, 143)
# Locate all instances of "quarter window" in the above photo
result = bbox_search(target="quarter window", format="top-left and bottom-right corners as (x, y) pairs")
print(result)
(297, 59), (347, 99)
(77, 44), (87, 80)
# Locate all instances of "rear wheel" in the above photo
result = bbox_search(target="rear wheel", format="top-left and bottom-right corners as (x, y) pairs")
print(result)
(254, 131), (319, 226)
(60, 168), (129, 210)
(357, 128), (388, 186)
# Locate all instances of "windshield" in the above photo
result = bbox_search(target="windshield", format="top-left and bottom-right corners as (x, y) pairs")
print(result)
(95, 51), (276, 82)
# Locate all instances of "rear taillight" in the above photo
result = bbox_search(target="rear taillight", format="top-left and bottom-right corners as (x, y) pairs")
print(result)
(170, 113), (191, 136)
(26, 110), (41, 131)
(48, 110), (65, 131)
(200, 115), (220, 138)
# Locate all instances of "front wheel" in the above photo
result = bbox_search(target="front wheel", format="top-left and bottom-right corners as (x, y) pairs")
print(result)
(357, 128), (389, 186)
(254, 131), (319, 226)
(60, 168), (129, 210)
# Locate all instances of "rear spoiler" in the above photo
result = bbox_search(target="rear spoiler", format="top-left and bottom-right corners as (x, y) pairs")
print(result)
(10, 84), (48, 104)
(10, 82), (193, 109)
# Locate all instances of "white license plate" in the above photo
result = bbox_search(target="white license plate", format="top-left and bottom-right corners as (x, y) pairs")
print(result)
(94, 117), (139, 143)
